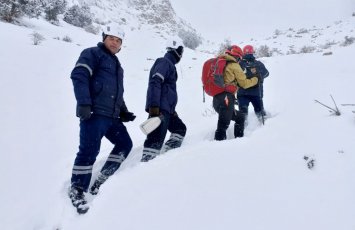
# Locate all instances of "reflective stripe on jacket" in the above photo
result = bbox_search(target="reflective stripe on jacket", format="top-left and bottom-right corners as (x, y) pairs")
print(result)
(145, 52), (178, 114)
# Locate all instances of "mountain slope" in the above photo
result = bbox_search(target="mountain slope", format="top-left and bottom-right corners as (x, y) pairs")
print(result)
(0, 8), (355, 230)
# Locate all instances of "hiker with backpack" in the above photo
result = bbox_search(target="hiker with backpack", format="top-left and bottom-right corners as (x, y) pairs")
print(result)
(208, 45), (259, 141)
(68, 24), (136, 214)
(141, 37), (187, 162)
(238, 45), (269, 125)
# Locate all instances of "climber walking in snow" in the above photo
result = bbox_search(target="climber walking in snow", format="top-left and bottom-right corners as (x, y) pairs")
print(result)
(68, 24), (135, 214)
(141, 37), (187, 162)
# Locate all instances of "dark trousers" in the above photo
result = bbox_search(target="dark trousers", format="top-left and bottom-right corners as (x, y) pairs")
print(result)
(237, 95), (264, 116)
(142, 111), (186, 162)
(213, 92), (245, 140)
(71, 115), (132, 191)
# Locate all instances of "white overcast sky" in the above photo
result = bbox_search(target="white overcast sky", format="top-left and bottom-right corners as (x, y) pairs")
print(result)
(170, 0), (354, 42)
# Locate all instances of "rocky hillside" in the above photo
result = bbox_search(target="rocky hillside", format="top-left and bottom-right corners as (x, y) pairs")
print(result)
(74, 0), (197, 37)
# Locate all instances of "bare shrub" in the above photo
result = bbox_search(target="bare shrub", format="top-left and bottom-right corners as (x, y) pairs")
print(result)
(272, 48), (283, 56)
(320, 40), (337, 49)
(256, 45), (272, 57)
(0, 0), (22, 22)
(340, 36), (355, 46)
(323, 52), (333, 56)
(31, 31), (45, 45)
(84, 25), (100, 35)
(274, 29), (282, 36)
(216, 38), (231, 56)
(287, 49), (297, 55)
(297, 28), (309, 34)
(62, 35), (72, 43)
(299, 46), (316, 53)
(178, 29), (202, 50)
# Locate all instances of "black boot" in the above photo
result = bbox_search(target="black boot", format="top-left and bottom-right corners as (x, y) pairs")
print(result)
(162, 133), (185, 152)
(89, 173), (108, 195)
(68, 186), (89, 214)
(214, 129), (226, 141)
(234, 123), (244, 137)
(234, 111), (245, 138)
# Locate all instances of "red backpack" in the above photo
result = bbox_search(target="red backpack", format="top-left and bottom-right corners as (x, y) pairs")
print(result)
(201, 57), (237, 98)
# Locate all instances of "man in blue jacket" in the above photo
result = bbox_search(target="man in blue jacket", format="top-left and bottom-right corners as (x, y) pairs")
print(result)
(141, 37), (187, 162)
(236, 45), (269, 137)
(69, 25), (135, 214)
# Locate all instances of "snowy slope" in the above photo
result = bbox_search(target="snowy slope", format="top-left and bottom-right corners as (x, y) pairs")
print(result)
(0, 9), (355, 230)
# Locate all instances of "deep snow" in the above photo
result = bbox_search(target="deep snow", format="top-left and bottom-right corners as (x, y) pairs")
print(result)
(0, 8), (355, 230)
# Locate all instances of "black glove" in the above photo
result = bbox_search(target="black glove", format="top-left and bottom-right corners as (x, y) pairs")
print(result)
(120, 111), (136, 122)
(148, 107), (160, 117)
(76, 105), (91, 121)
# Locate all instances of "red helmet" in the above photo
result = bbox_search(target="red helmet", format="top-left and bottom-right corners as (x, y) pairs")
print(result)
(243, 45), (255, 55)
(225, 45), (243, 58)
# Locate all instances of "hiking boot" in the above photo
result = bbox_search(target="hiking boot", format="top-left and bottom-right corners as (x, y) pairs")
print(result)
(214, 130), (226, 141)
(89, 180), (102, 195)
(234, 123), (244, 138)
(141, 153), (155, 162)
(89, 173), (108, 195)
(68, 186), (89, 214)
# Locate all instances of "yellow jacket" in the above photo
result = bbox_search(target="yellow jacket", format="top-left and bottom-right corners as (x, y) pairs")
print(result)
(221, 54), (258, 89)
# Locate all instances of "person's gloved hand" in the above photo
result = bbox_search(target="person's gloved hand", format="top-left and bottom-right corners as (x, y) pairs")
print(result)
(149, 107), (160, 117)
(120, 111), (136, 122)
(76, 105), (92, 121)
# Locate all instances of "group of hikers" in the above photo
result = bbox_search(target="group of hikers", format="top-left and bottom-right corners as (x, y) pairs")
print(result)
(68, 25), (269, 213)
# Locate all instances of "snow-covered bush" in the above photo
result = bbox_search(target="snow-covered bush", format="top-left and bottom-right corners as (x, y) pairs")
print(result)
(320, 41), (336, 49)
(216, 38), (231, 56)
(256, 45), (272, 57)
(272, 48), (283, 56)
(31, 31), (45, 45)
(340, 36), (355, 47)
(20, 0), (42, 18)
(287, 49), (297, 55)
(84, 24), (100, 35)
(0, 0), (22, 22)
(299, 46), (316, 53)
(274, 29), (282, 36)
(178, 29), (202, 50)
(63, 4), (93, 28)
(297, 28), (309, 34)
(62, 35), (72, 43)
(43, 0), (67, 23)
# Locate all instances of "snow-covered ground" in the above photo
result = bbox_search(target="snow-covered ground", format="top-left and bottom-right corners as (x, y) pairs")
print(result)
(0, 13), (354, 230)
